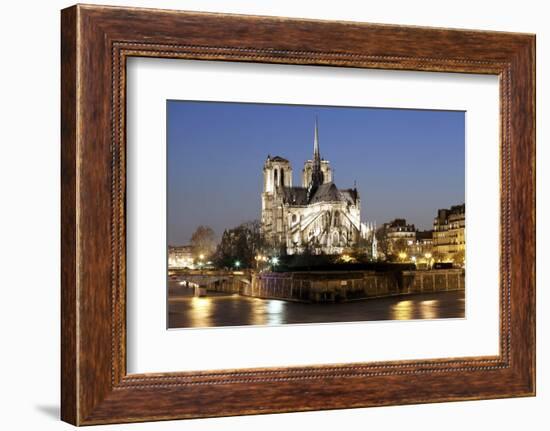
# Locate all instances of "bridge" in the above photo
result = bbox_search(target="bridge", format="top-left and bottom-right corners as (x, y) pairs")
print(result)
(170, 270), (251, 297)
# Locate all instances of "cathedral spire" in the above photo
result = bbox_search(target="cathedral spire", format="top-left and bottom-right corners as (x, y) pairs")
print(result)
(314, 116), (320, 161)
(306, 117), (325, 202)
(310, 117), (324, 191)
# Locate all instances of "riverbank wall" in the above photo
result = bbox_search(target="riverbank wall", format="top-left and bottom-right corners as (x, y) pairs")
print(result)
(238, 269), (464, 303)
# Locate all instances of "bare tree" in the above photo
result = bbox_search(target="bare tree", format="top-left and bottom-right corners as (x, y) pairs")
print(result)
(375, 225), (390, 258)
(393, 238), (408, 255)
(190, 225), (216, 258)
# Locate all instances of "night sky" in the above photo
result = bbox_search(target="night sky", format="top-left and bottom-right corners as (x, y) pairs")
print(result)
(167, 101), (465, 245)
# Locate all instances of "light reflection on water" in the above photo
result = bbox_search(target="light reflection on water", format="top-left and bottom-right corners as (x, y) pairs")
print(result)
(188, 297), (213, 328)
(390, 300), (414, 320)
(266, 300), (286, 326)
(420, 300), (439, 320)
(250, 298), (266, 326)
(168, 288), (465, 329)
(390, 299), (448, 321)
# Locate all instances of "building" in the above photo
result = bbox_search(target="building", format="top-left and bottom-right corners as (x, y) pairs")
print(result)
(409, 230), (434, 257)
(377, 219), (433, 262)
(260, 119), (374, 255)
(384, 218), (416, 255)
(432, 204), (466, 263)
(168, 245), (194, 269)
(407, 230), (434, 268)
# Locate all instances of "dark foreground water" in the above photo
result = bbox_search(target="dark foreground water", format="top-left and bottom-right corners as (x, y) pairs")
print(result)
(168, 285), (465, 329)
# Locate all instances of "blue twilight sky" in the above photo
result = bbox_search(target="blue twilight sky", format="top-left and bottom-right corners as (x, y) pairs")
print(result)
(167, 101), (465, 245)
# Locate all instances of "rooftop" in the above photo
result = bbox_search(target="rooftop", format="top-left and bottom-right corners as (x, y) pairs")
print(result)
(267, 155), (289, 163)
(281, 182), (358, 206)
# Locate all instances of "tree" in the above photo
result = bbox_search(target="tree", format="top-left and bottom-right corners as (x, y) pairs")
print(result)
(453, 250), (465, 266)
(375, 225), (391, 259)
(349, 236), (370, 261)
(190, 225), (216, 258)
(213, 220), (267, 269)
(393, 238), (408, 255)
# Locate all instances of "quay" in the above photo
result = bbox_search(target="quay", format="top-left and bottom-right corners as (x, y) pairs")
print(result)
(171, 268), (464, 303)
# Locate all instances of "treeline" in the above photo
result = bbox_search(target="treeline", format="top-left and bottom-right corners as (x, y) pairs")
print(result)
(189, 220), (268, 269)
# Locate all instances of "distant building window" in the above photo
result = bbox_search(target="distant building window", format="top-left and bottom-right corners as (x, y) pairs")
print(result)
(274, 169), (278, 185)
(292, 214), (297, 223)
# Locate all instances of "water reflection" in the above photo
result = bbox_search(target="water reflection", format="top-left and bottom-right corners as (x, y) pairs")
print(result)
(266, 300), (286, 326)
(250, 298), (267, 326)
(390, 300), (414, 320)
(168, 286), (465, 329)
(188, 297), (213, 328)
(420, 300), (439, 320)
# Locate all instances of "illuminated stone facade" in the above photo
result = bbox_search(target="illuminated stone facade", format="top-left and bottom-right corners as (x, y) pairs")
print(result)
(384, 218), (417, 254)
(261, 120), (374, 255)
(168, 245), (194, 269)
(432, 204), (466, 262)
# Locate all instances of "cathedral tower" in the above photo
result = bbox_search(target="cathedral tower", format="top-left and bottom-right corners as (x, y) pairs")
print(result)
(263, 155), (292, 193)
(261, 156), (293, 244)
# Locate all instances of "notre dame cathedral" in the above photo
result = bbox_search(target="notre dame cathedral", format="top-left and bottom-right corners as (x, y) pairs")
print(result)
(261, 119), (376, 256)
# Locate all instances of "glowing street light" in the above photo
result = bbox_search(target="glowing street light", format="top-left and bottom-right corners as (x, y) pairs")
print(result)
(271, 257), (279, 265)
(234, 260), (241, 268)
(340, 254), (353, 263)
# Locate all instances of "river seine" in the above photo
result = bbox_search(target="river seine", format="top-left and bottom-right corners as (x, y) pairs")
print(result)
(168, 284), (465, 329)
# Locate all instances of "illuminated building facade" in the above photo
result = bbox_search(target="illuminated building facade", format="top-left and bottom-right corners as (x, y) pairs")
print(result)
(260, 120), (375, 255)
(168, 245), (194, 269)
(432, 204), (466, 262)
(384, 218), (416, 254)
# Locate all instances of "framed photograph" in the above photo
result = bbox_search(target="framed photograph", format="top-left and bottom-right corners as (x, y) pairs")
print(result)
(61, 4), (535, 425)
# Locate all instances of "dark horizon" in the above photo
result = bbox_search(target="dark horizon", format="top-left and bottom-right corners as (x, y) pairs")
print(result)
(167, 100), (465, 246)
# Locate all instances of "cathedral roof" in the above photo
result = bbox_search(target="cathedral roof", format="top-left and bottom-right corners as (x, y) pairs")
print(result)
(281, 182), (358, 206)
(281, 186), (308, 205)
(340, 188), (360, 205)
(309, 182), (343, 204)
(269, 155), (289, 163)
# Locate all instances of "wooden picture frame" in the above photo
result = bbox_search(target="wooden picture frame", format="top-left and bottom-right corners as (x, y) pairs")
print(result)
(61, 4), (535, 425)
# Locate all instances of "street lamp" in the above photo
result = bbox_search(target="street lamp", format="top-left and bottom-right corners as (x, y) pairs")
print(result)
(234, 260), (241, 268)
